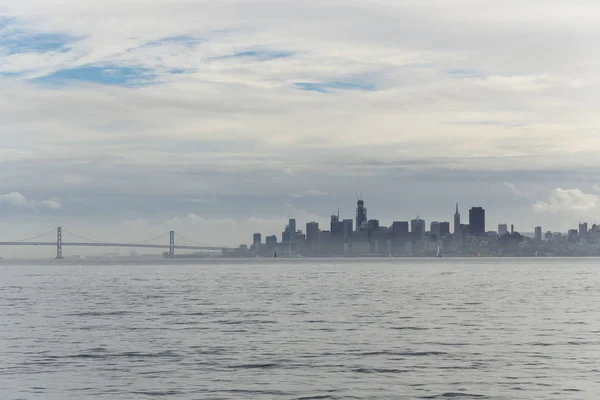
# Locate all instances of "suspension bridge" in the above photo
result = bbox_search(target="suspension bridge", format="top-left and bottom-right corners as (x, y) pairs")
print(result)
(0, 227), (227, 259)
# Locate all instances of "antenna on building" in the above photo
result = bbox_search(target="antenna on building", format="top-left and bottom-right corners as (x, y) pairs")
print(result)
(355, 191), (360, 201)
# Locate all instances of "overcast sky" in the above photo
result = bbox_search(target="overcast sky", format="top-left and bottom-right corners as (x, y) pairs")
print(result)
(1, 1), (599, 256)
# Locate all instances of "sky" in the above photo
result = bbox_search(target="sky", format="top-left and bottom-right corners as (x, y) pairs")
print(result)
(1, 1), (600, 256)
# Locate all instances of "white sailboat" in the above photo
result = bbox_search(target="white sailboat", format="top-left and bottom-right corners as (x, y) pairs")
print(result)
(436, 245), (443, 258)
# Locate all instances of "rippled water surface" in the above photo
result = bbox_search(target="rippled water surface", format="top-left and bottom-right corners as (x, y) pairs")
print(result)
(2, 258), (600, 399)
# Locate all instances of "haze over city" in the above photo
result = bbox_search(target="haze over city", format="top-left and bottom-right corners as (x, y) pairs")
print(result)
(1, 1), (599, 256)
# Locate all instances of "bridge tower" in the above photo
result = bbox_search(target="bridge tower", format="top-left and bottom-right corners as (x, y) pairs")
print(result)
(169, 230), (175, 258)
(56, 227), (63, 259)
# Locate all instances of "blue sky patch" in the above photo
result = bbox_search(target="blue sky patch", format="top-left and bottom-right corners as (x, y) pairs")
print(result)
(1, 28), (79, 55)
(33, 65), (157, 87)
(214, 49), (293, 61)
(294, 79), (378, 93)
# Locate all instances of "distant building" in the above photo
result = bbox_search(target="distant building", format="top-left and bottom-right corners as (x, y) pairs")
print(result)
(356, 198), (367, 231)
(545, 231), (553, 241)
(343, 219), (353, 240)
(253, 233), (262, 246)
(534, 226), (542, 241)
(454, 203), (461, 235)
(306, 222), (319, 250)
(319, 230), (331, 253)
(411, 218), (426, 239)
(288, 219), (296, 236)
(568, 229), (579, 242)
(579, 222), (588, 239)
(391, 221), (409, 237)
(469, 207), (485, 236)
(439, 222), (451, 237)
(265, 235), (277, 249)
(350, 230), (370, 254)
(367, 219), (380, 233)
(498, 224), (508, 236)
(430, 221), (440, 236)
(330, 214), (345, 253)
(460, 224), (470, 239)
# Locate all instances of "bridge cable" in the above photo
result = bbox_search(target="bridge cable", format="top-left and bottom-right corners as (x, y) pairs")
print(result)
(13, 229), (57, 242)
(61, 229), (103, 243)
(130, 233), (169, 245)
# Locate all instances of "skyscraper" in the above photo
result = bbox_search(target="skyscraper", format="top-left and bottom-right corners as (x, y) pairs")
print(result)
(306, 222), (319, 250)
(534, 226), (542, 241)
(253, 233), (262, 246)
(469, 207), (485, 236)
(391, 221), (409, 236)
(343, 219), (353, 240)
(454, 203), (461, 236)
(439, 222), (451, 237)
(579, 222), (588, 239)
(356, 197), (367, 231)
(411, 217), (425, 239)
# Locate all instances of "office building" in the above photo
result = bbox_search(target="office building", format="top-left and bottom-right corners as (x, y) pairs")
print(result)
(430, 221), (440, 236)
(411, 218), (426, 239)
(253, 233), (261, 246)
(367, 219), (380, 233)
(391, 221), (409, 236)
(343, 219), (353, 240)
(439, 222), (451, 237)
(469, 207), (485, 236)
(579, 222), (588, 239)
(356, 197), (367, 231)
(306, 222), (319, 249)
(265, 235), (277, 249)
(534, 226), (542, 242)
(454, 203), (461, 235)
(498, 224), (508, 236)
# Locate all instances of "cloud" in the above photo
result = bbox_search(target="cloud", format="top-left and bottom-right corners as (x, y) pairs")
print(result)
(504, 182), (530, 198)
(533, 188), (598, 214)
(0, 192), (30, 208)
(1, 0), (600, 241)
(0, 192), (61, 210)
(291, 189), (328, 198)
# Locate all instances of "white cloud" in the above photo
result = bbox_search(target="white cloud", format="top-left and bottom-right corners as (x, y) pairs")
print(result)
(533, 188), (598, 214)
(1, 0), (600, 239)
(0, 192), (31, 208)
(504, 182), (530, 198)
(0, 192), (61, 210)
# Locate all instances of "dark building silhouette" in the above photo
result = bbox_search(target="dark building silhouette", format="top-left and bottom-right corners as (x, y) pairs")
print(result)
(253, 233), (261, 246)
(306, 222), (319, 250)
(469, 207), (485, 236)
(367, 219), (380, 233)
(439, 222), (450, 237)
(454, 203), (461, 235)
(356, 197), (367, 231)
(391, 221), (409, 236)
(265, 235), (277, 249)
(330, 214), (345, 254)
(411, 218), (426, 239)
(343, 219), (353, 240)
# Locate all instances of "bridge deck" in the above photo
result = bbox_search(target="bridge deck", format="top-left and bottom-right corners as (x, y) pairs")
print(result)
(0, 242), (224, 251)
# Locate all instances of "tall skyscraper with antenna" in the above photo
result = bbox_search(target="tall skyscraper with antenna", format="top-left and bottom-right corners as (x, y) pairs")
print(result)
(454, 203), (461, 236)
(355, 192), (367, 231)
